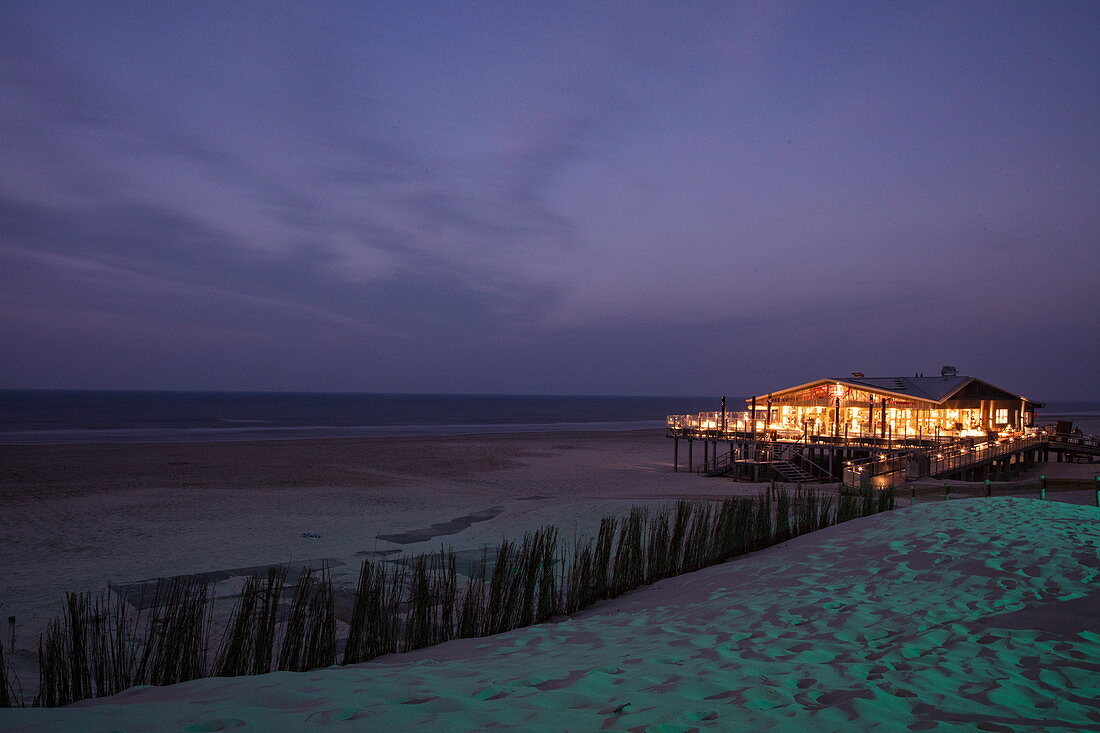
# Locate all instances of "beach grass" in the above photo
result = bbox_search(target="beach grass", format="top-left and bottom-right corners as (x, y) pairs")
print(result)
(15, 484), (894, 708)
(214, 566), (288, 678)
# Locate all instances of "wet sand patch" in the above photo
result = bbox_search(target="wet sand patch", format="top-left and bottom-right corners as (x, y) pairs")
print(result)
(377, 507), (504, 544)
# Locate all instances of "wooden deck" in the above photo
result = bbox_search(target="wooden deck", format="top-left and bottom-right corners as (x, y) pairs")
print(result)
(669, 425), (1097, 486)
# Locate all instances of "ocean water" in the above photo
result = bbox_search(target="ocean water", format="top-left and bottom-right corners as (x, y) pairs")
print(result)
(2, 392), (1096, 446)
(0, 391), (724, 445)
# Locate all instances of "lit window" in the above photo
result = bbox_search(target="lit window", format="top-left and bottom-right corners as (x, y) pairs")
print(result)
(995, 409), (1008, 424)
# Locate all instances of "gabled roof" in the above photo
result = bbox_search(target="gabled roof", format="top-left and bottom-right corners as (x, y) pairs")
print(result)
(842, 376), (971, 402)
(751, 375), (1036, 406)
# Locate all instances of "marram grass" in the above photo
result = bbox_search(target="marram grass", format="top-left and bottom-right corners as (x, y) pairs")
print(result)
(8, 485), (892, 708)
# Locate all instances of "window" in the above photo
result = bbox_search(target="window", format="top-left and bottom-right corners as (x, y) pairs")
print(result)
(995, 409), (1009, 424)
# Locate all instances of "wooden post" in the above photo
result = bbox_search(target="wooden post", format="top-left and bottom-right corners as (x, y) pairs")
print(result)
(869, 394), (875, 439)
(749, 396), (757, 460)
(673, 438), (679, 472)
(688, 439), (693, 472)
(750, 396), (756, 439)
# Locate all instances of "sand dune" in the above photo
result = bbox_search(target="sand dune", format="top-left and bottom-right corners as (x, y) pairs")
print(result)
(4, 497), (1097, 731)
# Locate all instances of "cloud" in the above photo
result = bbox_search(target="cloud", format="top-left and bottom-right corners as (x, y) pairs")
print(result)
(1, 3), (1098, 394)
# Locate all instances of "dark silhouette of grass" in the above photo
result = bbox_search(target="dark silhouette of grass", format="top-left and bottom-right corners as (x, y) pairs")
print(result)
(0, 641), (11, 707)
(88, 592), (138, 698)
(214, 566), (288, 678)
(277, 567), (336, 672)
(135, 576), (212, 687)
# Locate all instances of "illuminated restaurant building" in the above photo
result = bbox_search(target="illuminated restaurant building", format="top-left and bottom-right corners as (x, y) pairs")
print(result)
(666, 368), (1049, 483)
(740, 370), (1039, 440)
(671, 369), (1041, 442)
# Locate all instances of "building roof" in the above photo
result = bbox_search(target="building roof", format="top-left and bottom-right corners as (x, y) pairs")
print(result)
(841, 376), (971, 402)
(751, 375), (1037, 406)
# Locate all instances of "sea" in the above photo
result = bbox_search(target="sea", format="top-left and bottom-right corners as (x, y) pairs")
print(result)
(1, 391), (1097, 446)
(0, 391), (724, 445)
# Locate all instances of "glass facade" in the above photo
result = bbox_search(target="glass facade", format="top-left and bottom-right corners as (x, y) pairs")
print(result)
(668, 380), (1035, 441)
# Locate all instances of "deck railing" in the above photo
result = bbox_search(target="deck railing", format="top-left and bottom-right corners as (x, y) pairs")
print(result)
(927, 434), (1042, 476)
(666, 416), (945, 450)
(843, 434), (1045, 486)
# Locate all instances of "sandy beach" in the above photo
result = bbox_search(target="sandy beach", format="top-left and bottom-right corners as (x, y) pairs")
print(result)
(0, 431), (741, 663)
(1, 427), (1097, 729)
(1, 429), (1095, 634)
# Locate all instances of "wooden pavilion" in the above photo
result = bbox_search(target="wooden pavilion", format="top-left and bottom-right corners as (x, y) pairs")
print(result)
(740, 369), (1041, 441)
(666, 368), (1049, 484)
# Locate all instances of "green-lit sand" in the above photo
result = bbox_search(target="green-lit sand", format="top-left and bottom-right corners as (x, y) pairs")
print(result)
(4, 497), (1098, 731)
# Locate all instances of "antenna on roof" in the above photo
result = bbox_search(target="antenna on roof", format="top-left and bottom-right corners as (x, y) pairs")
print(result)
(941, 366), (957, 378)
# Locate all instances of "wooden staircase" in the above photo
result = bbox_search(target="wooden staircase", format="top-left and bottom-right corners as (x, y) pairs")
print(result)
(773, 460), (815, 483)
(766, 442), (825, 483)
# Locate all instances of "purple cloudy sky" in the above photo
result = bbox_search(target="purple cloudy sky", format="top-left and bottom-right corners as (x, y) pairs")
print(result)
(1, 2), (1097, 399)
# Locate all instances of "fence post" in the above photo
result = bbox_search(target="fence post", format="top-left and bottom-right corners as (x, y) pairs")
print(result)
(1040, 474), (1046, 501)
(985, 478), (991, 497)
(910, 485), (916, 505)
(1094, 475), (1099, 507)
(945, 484), (950, 501)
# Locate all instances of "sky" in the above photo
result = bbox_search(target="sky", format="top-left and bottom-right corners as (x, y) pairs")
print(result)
(1, 1), (1098, 399)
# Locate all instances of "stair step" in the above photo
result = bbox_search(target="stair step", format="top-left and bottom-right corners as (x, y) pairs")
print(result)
(774, 460), (816, 482)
